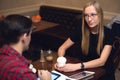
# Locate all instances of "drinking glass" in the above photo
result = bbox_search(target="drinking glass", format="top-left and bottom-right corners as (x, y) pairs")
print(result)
(46, 49), (53, 71)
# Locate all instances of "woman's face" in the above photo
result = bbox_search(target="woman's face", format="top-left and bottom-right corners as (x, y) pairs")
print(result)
(84, 5), (99, 29)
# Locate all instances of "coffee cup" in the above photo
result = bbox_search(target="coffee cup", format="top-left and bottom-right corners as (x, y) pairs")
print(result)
(57, 56), (67, 67)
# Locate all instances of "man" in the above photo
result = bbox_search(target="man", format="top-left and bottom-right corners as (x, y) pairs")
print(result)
(0, 14), (51, 80)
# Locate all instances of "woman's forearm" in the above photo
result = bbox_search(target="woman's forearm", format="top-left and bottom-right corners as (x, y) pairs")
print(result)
(58, 38), (74, 57)
(58, 46), (66, 56)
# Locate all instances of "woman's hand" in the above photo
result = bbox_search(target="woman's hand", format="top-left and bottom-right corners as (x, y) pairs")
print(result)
(38, 70), (51, 80)
(54, 63), (80, 72)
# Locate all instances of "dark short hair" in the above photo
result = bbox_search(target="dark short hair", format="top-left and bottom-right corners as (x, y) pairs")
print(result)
(0, 14), (32, 44)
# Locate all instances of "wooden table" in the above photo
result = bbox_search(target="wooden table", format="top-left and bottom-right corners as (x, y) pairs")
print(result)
(32, 52), (105, 80)
(33, 20), (59, 32)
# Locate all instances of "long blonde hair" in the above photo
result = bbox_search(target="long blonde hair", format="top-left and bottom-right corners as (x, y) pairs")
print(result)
(81, 0), (104, 55)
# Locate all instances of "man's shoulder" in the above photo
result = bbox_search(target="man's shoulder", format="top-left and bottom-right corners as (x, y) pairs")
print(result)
(0, 55), (35, 79)
(0, 55), (29, 72)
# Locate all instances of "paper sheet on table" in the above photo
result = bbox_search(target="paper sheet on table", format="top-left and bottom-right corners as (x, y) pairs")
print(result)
(51, 70), (76, 80)
(37, 70), (94, 80)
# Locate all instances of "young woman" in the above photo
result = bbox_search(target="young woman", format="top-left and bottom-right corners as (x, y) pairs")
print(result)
(55, 1), (115, 80)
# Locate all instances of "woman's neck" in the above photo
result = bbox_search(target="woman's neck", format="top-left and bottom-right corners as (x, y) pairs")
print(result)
(90, 26), (98, 34)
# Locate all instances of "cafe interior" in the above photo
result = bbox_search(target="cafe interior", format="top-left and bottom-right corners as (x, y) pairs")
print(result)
(0, 0), (120, 80)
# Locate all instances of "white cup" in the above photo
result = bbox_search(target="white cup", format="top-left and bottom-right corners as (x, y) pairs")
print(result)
(57, 56), (67, 67)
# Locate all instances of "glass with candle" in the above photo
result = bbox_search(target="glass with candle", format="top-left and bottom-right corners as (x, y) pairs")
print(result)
(46, 49), (53, 71)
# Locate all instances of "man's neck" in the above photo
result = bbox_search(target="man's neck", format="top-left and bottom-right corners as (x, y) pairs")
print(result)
(10, 43), (23, 56)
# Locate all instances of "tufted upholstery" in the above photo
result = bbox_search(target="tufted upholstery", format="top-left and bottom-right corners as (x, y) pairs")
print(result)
(112, 37), (120, 72)
(39, 5), (82, 30)
(37, 5), (82, 51)
(28, 5), (83, 60)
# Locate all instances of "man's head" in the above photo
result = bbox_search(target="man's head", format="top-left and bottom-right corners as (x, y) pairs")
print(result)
(0, 14), (33, 51)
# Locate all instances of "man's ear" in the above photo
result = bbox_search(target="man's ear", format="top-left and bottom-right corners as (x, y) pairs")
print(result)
(21, 33), (27, 43)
